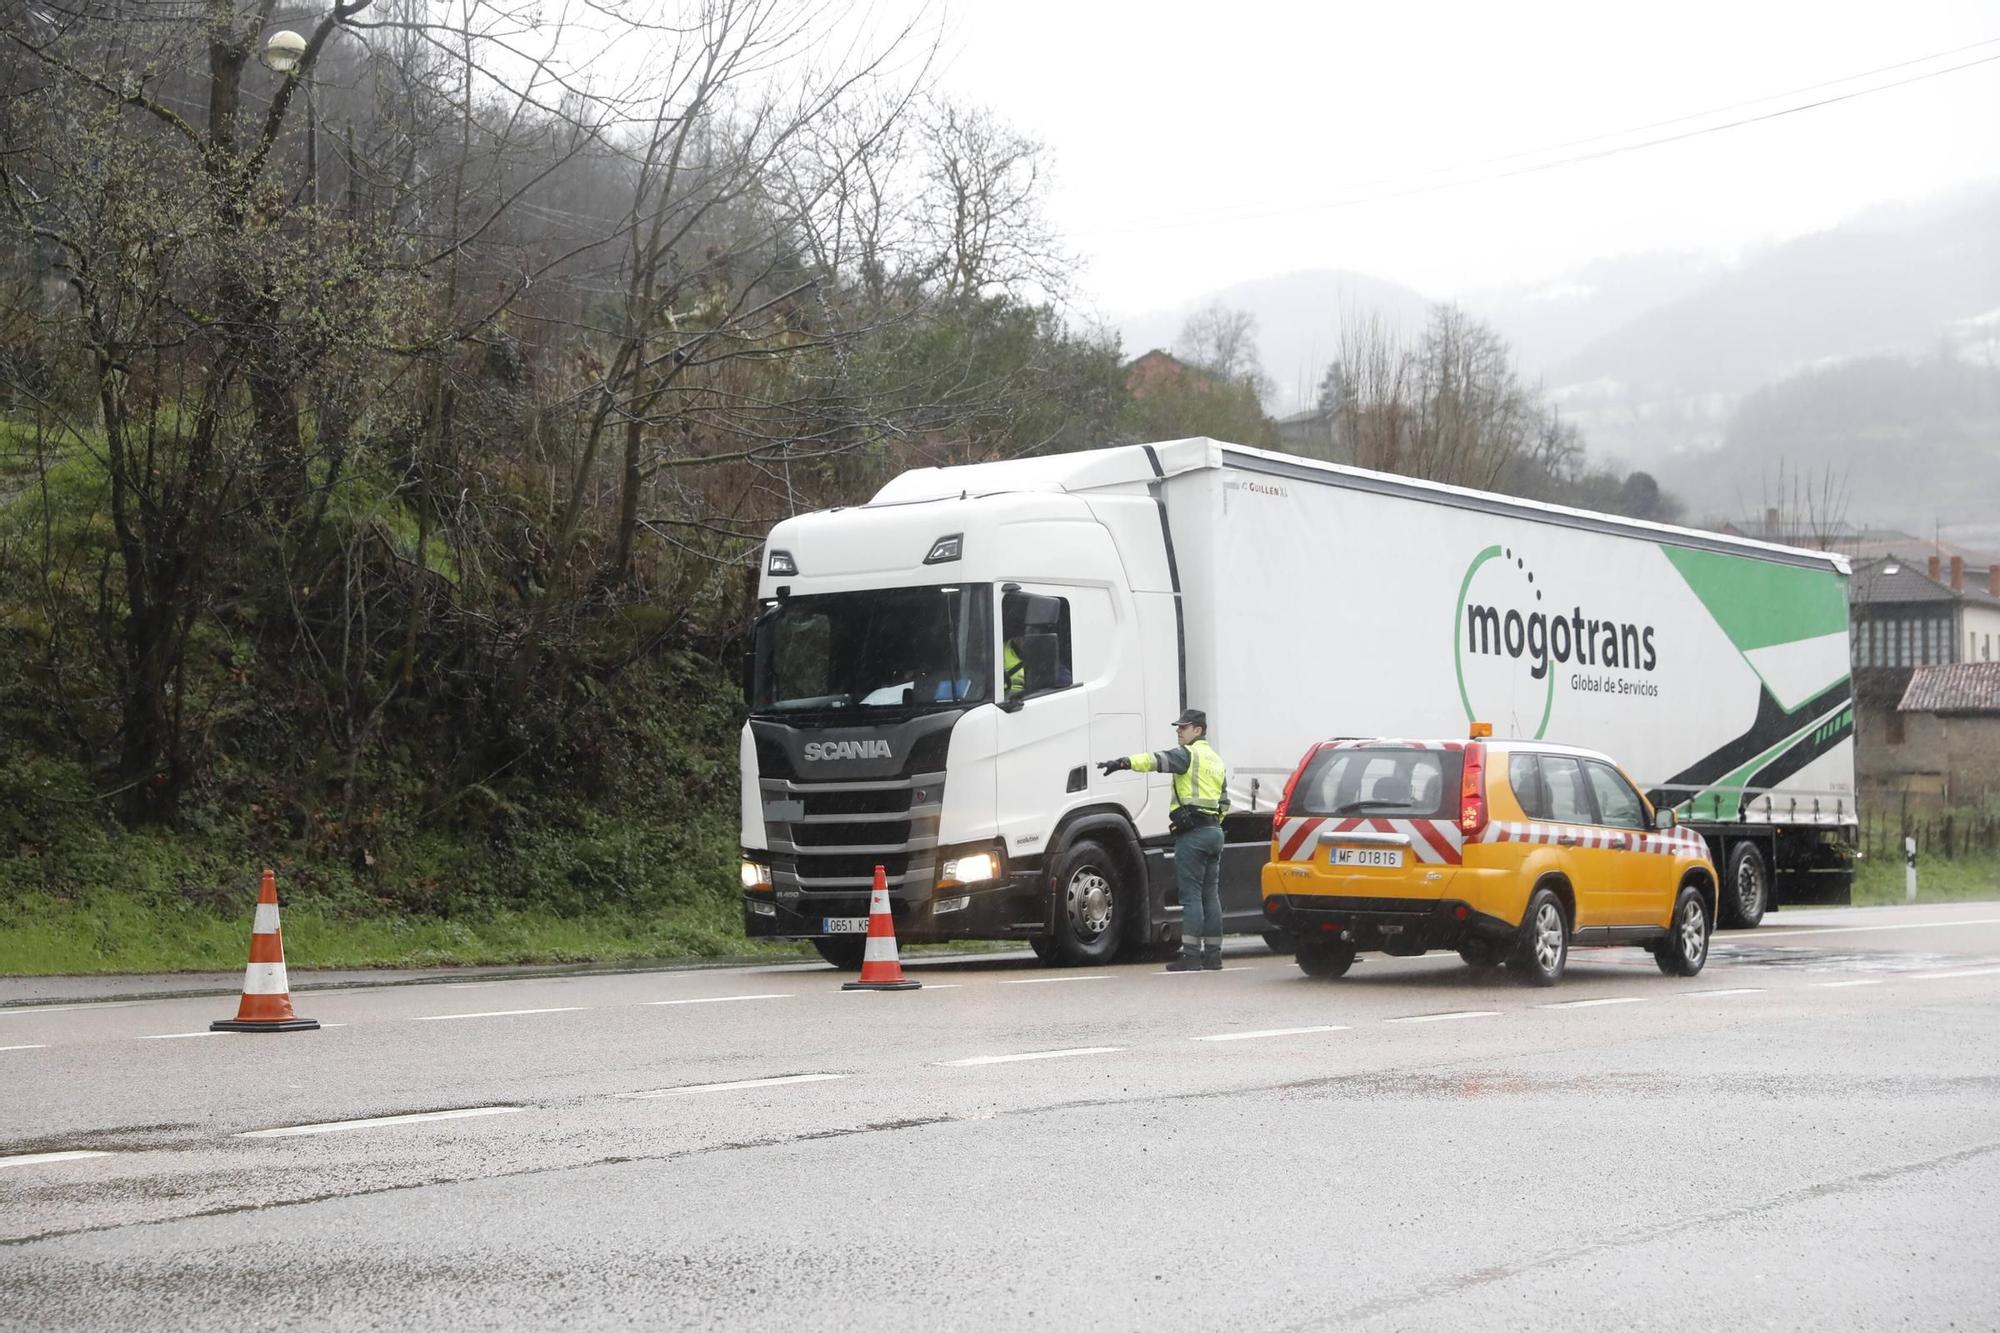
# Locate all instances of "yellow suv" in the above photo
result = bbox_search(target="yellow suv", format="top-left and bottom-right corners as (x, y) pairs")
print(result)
(1260, 728), (1717, 985)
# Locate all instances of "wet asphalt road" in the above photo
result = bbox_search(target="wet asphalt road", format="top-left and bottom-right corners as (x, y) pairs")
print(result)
(4, 903), (1999, 1330)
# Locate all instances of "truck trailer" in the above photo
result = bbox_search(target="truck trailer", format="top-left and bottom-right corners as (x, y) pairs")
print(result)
(739, 437), (1856, 966)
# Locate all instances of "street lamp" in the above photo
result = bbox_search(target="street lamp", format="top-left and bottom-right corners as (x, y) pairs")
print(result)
(261, 31), (315, 207)
(261, 30), (306, 75)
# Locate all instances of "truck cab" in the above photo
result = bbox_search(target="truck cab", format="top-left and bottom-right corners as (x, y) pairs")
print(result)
(739, 453), (1199, 966)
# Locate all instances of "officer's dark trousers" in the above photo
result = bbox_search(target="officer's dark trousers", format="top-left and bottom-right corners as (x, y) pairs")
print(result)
(1175, 824), (1225, 946)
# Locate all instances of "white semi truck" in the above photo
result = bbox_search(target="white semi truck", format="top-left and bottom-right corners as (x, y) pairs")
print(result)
(739, 437), (1856, 966)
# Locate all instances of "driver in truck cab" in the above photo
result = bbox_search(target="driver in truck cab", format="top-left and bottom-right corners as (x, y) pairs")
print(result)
(1098, 709), (1230, 972)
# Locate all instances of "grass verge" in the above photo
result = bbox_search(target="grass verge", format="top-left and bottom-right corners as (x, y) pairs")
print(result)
(1852, 853), (2000, 907)
(0, 891), (809, 975)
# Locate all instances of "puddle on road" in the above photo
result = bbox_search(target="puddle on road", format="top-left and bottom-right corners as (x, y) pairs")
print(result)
(1709, 946), (2000, 974)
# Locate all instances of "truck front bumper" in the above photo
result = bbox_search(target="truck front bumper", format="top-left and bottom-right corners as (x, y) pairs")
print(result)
(744, 875), (1048, 944)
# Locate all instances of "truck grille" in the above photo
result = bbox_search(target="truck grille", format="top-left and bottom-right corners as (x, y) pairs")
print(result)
(760, 770), (944, 893)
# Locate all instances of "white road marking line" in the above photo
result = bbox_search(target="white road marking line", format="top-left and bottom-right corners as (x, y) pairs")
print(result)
(1683, 988), (1765, 999)
(410, 1007), (587, 1022)
(644, 994), (793, 1007)
(840, 983), (961, 992)
(1732, 917), (2000, 941)
(1536, 996), (1649, 1009)
(1003, 976), (1113, 985)
(1, 1044), (49, 1052)
(1386, 1010), (1501, 1024)
(1812, 979), (1884, 989)
(1194, 1025), (1349, 1042)
(941, 1046), (1125, 1066)
(615, 1073), (846, 1098)
(1911, 966), (2000, 980)
(0, 1002), (142, 1016)
(0, 1150), (113, 1169)
(1158, 966), (1255, 975)
(136, 1031), (226, 1041)
(239, 1106), (523, 1138)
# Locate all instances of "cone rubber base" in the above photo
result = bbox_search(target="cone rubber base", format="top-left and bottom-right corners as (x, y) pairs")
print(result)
(842, 979), (921, 991)
(210, 1018), (321, 1032)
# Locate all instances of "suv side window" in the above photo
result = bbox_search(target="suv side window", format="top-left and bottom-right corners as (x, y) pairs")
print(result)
(1538, 755), (1591, 824)
(1583, 761), (1646, 830)
(1508, 753), (1549, 820)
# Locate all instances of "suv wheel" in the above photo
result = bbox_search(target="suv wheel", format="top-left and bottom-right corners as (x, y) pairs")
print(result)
(1509, 887), (1568, 986)
(1457, 938), (1505, 968)
(1721, 842), (1768, 929)
(1655, 886), (1711, 976)
(1296, 939), (1357, 979)
(1050, 838), (1123, 965)
(1262, 930), (1297, 955)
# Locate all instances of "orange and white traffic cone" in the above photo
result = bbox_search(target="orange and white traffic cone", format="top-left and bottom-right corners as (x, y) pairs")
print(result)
(842, 865), (921, 991)
(211, 869), (320, 1033)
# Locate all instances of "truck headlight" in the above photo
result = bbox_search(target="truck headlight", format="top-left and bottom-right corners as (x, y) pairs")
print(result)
(939, 849), (999, 887)
(741, 859), (772, 891)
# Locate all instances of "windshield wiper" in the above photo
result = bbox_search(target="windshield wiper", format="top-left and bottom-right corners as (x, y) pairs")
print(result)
(1330, 801), (1417, 816)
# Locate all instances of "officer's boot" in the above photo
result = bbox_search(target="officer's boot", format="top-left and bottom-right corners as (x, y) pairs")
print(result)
(1201, 944), (1223, 971)
(1164, 946), (1202, 972)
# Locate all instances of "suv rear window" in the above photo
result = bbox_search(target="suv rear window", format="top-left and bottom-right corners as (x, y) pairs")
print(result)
(1290, 747), (1462, 820)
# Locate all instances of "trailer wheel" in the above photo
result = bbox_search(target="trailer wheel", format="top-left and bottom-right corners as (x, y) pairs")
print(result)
(1050, 838), (1124, 965)
(811, 936), (866, 971)
(1721, 841), (1768, 929)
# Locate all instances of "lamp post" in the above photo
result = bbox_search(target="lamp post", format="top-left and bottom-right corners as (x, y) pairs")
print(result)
(261, 30), (316, 208)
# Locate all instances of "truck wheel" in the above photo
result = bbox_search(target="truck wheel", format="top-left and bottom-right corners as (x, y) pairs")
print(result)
(1029, 937), (1062, 964)
(1654, 885), (1711, 977)
(1721, 842), (1768, 929)
(811, 936), (866, 971)
(1050, 838), (1123, 965)
(1509, 887), (1568, 986)
(1296, 940), (1356, 978)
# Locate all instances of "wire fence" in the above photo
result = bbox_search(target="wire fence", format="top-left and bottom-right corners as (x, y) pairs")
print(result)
(1858, 795), (2000, 862)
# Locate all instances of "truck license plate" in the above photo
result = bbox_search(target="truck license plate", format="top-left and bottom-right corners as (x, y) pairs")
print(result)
(1330, 847), (1402, 868)
(823, 917), (870, 933)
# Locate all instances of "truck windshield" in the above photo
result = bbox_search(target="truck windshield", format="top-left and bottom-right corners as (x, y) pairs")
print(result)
(750, 584), (994, 716)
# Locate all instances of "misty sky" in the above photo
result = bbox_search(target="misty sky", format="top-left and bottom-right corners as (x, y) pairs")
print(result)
(920, 0), (2000, 322)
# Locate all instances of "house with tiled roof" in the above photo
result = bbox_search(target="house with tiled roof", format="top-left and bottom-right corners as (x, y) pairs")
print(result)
(1852, 557), (2000, 804)
(1887, 663), (2000, 805)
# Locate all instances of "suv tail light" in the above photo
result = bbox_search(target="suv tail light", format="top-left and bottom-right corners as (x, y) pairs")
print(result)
(1460, 740), (1489, 839)
(1270, 742), (1323, 829)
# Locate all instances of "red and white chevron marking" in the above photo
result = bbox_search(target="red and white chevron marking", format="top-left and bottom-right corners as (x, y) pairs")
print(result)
(1477, 822), (1712, 859)
(1273, 816), (1463, 865)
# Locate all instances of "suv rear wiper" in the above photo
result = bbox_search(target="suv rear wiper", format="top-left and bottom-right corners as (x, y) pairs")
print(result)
(1330, 801), (1417, 816)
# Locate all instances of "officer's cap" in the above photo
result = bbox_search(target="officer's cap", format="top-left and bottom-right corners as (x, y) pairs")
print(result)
(1173, 708), (1207, 729)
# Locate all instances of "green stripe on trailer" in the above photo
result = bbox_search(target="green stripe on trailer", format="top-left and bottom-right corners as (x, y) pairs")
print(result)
(1659, 545), (1850, 654)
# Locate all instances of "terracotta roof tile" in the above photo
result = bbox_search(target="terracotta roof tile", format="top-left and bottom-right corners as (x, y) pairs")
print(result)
(1898, 662), (2000, 714)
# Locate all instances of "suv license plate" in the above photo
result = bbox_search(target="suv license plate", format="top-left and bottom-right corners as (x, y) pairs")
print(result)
(1330, 847), (1403, 868)
(823, 917), (870, 934)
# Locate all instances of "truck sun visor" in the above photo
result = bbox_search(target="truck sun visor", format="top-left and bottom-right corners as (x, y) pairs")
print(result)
(923, 533), (964, 564)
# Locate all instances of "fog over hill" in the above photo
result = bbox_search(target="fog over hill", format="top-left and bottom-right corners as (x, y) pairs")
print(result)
(1117, 184), (2000, 542)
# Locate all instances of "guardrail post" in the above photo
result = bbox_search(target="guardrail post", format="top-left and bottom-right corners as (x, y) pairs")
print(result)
(1905, 836), (1918, 903)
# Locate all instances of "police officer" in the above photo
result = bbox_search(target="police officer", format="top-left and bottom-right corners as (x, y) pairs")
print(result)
(1097, 708), (1229, 971)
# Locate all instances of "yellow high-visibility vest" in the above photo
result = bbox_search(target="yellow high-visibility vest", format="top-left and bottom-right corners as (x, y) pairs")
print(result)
(1128, 738), (1228, 817)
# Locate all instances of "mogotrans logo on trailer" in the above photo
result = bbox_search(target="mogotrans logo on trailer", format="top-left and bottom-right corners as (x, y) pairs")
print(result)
(1453, 544), (1660, 738)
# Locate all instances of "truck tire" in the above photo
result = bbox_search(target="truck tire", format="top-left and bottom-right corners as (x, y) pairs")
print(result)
(1508, 887), (1568, 986)
(1029, 937), (1061, 964)
(1296, 939), (1356, 978)
(811, 936), (866, 970)
(1654, 885), (1711, 977)
(1721, 841), (1768, 929)
(1049, 838), (1124, 965)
